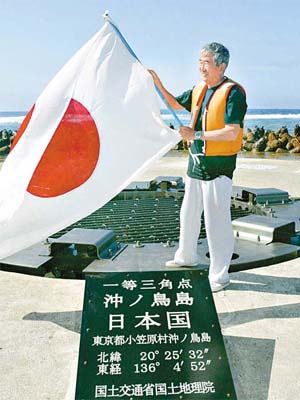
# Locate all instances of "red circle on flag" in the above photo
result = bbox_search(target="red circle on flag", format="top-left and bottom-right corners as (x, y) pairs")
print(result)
(10, 104), (35, 151)
(26, 99), (100, 197)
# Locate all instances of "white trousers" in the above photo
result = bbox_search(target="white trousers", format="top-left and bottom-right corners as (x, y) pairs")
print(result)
(174, 175), (234, 284)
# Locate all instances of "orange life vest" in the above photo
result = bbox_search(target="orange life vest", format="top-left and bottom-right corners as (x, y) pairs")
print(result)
(191, 78), (245, 156)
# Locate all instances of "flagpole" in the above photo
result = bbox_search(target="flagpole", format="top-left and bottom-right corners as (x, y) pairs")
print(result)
(103, 11), (183, 127)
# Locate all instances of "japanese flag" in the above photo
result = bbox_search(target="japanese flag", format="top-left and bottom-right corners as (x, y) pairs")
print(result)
(0, 20), (180, 258)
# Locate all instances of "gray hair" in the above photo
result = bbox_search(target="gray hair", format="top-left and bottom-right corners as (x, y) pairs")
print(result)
(201, 42), (230, 67)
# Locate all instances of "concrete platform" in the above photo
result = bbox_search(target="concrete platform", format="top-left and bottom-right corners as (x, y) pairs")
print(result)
(83, 240), (300, 274)
(1, 259), (300, 400)
(1, 153), (300, 400)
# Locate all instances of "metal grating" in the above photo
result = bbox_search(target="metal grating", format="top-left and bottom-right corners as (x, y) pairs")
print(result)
(51, 197), (251, 244)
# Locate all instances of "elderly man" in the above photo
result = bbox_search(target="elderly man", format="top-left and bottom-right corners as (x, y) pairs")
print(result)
(149, 42), (247, 292)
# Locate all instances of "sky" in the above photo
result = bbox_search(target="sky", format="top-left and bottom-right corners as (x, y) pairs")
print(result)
(1, 0), (300, 111)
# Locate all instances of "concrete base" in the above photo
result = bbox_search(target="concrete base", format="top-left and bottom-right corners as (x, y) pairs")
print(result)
(214, 259), (300, 400)
(1, 154), (300, 400)
(1, 259), (300, 400)
(83, 239), (300, 274)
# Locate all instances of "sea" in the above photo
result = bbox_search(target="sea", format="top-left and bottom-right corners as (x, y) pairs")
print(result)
(161, 108), (300, 133)
(1, 109), (300, 134)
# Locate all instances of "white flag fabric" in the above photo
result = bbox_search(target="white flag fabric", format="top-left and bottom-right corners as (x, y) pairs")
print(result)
(0, 20), (180, 258)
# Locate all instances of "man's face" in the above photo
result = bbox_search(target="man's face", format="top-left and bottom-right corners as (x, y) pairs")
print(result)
(199, 51), (225, 87)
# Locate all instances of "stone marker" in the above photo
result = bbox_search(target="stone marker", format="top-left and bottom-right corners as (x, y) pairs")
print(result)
(75, 270), (236, 399)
